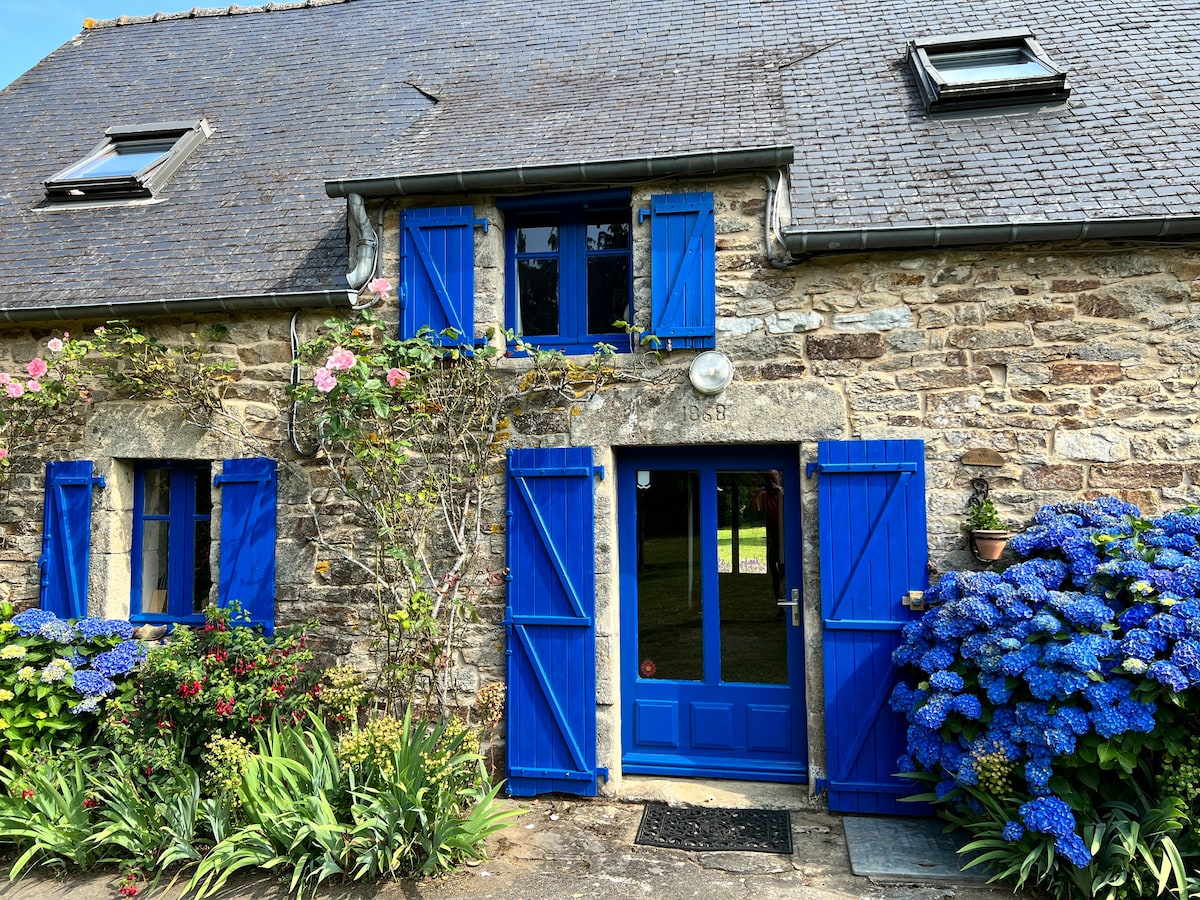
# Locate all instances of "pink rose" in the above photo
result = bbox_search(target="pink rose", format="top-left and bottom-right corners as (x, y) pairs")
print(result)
(325, 348), (356, 371)
(313, 367), (337, 393)
(368, 277), (391, 298)
(26, 381), (41, 393)
(0, 374), (11, 385)
(26, 358), (47, 379)
(47, 338), (63, 353)
(386, 367), (410, 387)
(0, 449), (8, 460)
(6, 383), (23, 399)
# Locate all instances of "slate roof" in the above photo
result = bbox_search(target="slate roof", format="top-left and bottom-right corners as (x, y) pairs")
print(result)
(1, 0), (1198, 312)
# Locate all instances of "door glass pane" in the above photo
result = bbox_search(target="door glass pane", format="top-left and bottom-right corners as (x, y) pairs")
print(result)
(636, 470), (702, 681)
(140, 521), (169, 613)
(719, 471), (788, 685)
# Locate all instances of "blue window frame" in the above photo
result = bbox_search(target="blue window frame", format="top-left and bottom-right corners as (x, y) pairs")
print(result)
(502, 191), (632, 354)
(131, 461), (213, 625)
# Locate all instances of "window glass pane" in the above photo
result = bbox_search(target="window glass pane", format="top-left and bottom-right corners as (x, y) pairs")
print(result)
(930, 48), (1053, 84)
(636, 470), (702, 682)
(719, 471), (787, 685)
(66, 140), (175, 180)
(587, 213), (629, 250)
(140, 521), (170, 614)
(516, 219), (559, 254)
(194, 468), (212, 516)
(193, 521), (212, 614)
(517, 259), (559, 337)
(143, 469), (170, 515)
(586, 256), (629, 335)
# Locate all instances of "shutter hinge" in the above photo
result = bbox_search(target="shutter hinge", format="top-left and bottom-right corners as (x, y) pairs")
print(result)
(815, 777), (829, 793)
(473, 216), (489, 233)
(806, 462), (819, 479)
(398, 283), (408, 310)
(593, 465), (605, 481)
(637, 208), (651, 225)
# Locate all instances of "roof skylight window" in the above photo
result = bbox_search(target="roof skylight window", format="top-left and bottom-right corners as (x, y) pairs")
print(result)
(44, 119), (210, 202)
(907, 28), (1069, 112)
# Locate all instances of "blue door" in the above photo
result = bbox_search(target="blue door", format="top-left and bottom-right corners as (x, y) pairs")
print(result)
(618, 447), (806, 782)
(816, 439), (929, 814)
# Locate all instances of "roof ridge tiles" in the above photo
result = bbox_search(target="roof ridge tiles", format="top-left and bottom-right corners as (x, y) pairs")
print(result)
(87, 0), (353, 29)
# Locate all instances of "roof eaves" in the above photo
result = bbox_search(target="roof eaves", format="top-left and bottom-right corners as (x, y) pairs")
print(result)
(324, 146), (796, 199)
(782, 216), (1200, 256)
(0, 289), (356, 324)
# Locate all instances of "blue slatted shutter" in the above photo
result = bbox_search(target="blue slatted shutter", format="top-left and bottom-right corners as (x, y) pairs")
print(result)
(39, 461), (104, 619)
(505, 447), (600, 797)
(816, 439), (929, 815)
(215, 457), (277, 634)
(399, 206), (479, 345)
(649, 192), (716, 349)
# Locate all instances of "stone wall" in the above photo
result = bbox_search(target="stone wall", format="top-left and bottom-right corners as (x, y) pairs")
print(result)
(2, 174), (1199, 791)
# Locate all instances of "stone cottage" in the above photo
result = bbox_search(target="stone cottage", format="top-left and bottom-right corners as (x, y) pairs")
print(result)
(2, 0), (1199, 812)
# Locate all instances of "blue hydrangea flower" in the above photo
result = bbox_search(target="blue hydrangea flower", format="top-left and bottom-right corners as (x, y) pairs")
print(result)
(1019, 796), (1078, 839)
(72, 670), (116, 698)
(73, 618), (135, 641)
(9, 609), (57, 637)
(90, 640), (146, 678)
(1002, 821), (1025, 842)
(930, 670), (964, 693)
(38, 619), (76, 643)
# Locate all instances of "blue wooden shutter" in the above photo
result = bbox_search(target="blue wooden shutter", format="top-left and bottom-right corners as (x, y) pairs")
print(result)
(505, 447), (600, 796)
(816, 439), (929, 815)
(649, 192), (715, 349)
(39, 461), (104, 619)
(399, 206), (478, 345)
(215, 457), (277, 634)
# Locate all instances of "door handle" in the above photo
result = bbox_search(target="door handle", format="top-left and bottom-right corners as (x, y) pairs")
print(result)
(776, 588), (801, 626)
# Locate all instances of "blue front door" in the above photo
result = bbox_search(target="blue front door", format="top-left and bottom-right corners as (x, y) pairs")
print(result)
(618, 447), (807, 782)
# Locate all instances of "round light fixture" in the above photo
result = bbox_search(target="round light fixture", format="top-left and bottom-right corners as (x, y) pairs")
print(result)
(688, 350), (734, 395)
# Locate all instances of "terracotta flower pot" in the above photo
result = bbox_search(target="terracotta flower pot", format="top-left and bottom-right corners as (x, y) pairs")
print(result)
(971, 529), (1009, 561)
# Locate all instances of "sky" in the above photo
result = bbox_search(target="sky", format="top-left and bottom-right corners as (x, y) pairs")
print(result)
(0, 1), (182, 88)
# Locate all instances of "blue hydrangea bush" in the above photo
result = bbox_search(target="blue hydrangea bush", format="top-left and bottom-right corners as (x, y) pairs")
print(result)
(0, 606), (144, 751)
(892, 498), (1200, 898)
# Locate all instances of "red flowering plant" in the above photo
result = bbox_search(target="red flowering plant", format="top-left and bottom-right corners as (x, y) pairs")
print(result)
(100, 603), (319, 784)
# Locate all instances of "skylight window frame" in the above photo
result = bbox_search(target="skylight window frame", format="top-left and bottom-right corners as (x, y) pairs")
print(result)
(44, 119), (211, 202)
(907, 28), (1070, 112)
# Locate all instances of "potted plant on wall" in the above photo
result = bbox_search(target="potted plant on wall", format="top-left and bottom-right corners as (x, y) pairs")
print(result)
(966, 497), (1010, 562)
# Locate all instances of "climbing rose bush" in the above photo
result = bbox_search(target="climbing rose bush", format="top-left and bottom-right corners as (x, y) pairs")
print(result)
(892, 498), (1200, 898)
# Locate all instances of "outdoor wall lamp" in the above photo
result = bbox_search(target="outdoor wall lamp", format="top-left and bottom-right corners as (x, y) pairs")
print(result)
(688, 350), (734, 395)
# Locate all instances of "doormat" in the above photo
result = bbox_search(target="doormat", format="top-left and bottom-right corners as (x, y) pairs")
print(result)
(841, 816), (988, 882)
(634, 803), (793, 854)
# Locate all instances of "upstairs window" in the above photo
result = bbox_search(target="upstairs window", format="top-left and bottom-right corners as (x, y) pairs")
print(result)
(907, 29), (1069, 112)
(44, 119), (210, 202)
(502, 191), (632, 354)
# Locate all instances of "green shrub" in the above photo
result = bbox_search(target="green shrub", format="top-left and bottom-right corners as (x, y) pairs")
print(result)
(101, 604), (318, 780)
(0, 608), (143, 755)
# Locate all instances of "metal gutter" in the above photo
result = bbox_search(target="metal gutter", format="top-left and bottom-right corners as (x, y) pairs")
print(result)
(782, 215), (1200, 256)
(0, 290), (356, 324)
(324, 146), (796, 198)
